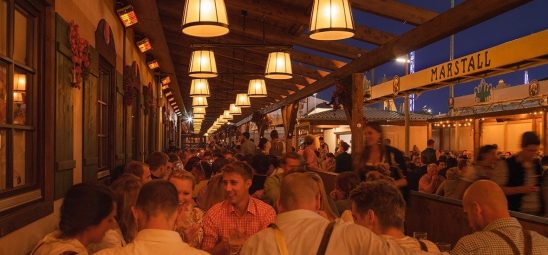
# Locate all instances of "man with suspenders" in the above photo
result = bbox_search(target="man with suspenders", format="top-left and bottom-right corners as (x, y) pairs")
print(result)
(452, 180), (548, 255)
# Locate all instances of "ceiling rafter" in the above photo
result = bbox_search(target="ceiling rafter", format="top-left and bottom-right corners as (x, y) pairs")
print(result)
(351, 0), (438, 26)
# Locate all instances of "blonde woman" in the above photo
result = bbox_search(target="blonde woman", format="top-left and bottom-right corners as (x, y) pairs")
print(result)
(169, 170), (204, 248)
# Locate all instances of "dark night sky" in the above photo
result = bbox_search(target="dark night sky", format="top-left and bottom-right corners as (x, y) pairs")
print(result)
(307, 0), (548, 115)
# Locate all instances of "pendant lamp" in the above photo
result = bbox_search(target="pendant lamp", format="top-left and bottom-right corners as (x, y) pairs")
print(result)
(309, 0), (355, 40)
(193, 107), (206, 114)
(229, 104), (242, 115)
(265, 52), (292, 79)
(181, 0), (229, 37)
(235, 93), (251, 108)
(189, 50), (218, 78)
(189, 79), (211, 97)
(223, 110), (233, 120)
(192, 96), (208, 107)
(193, 113), (205, 119)
(248, 79), (268, 97)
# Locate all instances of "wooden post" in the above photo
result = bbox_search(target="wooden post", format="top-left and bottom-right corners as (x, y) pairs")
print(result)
(404, 95), (410, 155)
(281, 103), (299, 153)
(473, 118), (481, 158)
(341, 73), (365, 171)
(427, 123), (433, 139)
(543, 111), (548, 155)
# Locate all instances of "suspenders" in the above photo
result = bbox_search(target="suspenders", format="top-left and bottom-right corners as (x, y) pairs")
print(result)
(268, 221), (336, 255)
(490, 228), (533, 255)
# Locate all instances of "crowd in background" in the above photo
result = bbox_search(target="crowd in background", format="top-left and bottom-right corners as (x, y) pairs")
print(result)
(29, 124), (548, 255)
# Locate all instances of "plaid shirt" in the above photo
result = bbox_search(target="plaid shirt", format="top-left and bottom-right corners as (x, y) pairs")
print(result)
(451, 217), (548, 255)
(201, 197), (276, 251)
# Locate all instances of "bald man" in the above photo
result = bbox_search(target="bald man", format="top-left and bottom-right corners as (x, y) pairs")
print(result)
(241, 172), (429, 255)
(451, 180), (548, 255)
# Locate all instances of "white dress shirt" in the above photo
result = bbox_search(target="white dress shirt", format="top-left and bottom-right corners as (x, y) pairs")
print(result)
(32, 231), (88, 255)
(94, 229), (209, 255)
(240, 209), (434, 255)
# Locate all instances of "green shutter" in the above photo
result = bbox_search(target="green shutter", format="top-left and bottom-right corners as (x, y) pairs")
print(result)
(82, 47), (99, 183)
(54, 14), (75, 198)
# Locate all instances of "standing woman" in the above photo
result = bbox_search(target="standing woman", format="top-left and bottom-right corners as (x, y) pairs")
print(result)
(357, 122), (408, 189)
(303, 135), (320, 170)
(32, 183), (115, 255)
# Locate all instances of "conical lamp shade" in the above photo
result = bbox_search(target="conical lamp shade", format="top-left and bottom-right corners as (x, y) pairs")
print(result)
(223, 110), (233, 120)
(181, 0), (229, 37)
(190, 79), (210, 97)
(192, 96), (208, 107)
(193, 107), (206, 114)
(309, 0), (355, 40)
(193, 113), (205, 119)
(265, 52), (292, 79)
(248, 79), (268, 97)
(189, 50), (218, 78)
(218, 115), (227, 123)
(235, 93), (251, 108)
(229, 104), (242, 115)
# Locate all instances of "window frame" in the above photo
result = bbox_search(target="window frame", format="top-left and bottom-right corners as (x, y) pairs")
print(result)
(0, 0), (54, 237)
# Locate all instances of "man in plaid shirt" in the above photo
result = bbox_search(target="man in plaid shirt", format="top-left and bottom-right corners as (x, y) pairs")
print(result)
(452, 180), (548, 255)
(201, 161), (276, 254)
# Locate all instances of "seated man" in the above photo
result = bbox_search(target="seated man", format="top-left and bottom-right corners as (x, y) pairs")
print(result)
(147, 152), (171, 180)
(452, 180), (548, 255)
(263, 152), (304, 206)
(350, 181), (439, 252)
(96, 180), (208, 255)
(124, 160), (151, 183)
(241, 172), (424, 255)
(202, 161), (276, 255)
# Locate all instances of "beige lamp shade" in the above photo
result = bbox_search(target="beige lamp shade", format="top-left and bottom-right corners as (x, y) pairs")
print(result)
(309, 0), (354, 40)
(229, 103), (242, 115)
(248, 79), (268, 97)
(193, 107), (206, 114)
(223, 110), (233, 120)
(193, 113), (205, 119)
(192, 96), (208, 107)
(189, 50), (218, 78)
(190, 79), (211, 97)
(235, 93), (251, 108)
(13, 73), (27, 91)
(181, 0), (229, 37)
(218, 116), (228, 123)
(13, 92), (23, 102)
(265, 52), (292, 79)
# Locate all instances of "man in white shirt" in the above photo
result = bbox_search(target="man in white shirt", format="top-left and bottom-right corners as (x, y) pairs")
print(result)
(96, 180), (208, 255)
(240, 172), (430, 255)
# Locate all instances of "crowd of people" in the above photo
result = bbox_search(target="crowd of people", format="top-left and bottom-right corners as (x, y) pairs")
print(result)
(29, 124), (548, 255)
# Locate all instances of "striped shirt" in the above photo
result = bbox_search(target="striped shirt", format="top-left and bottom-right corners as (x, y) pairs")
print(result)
(451, 217), (548, 255)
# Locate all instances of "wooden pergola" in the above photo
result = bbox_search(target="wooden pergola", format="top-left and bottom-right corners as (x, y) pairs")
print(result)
(132, 0), (531, 164)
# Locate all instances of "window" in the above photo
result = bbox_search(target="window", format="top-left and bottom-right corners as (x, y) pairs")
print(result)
(0, 0), (52, 236)
(97, 64), (111, 176)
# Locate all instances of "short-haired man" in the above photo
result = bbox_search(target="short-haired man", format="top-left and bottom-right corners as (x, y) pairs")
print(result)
(452, 180), (548, 254)
(241, 173), (423, 255)
(350, 181), (439, 252)
(421, 139), (437, 165)
(335, 141), (352, 173)
(240, 132), (256, 156)
(147, 152), (171, 180)
(263, 152), (305, 206)
(124, 161), (151, 183)
(96, 180), (208, 255)
(202, 162), (276, 255)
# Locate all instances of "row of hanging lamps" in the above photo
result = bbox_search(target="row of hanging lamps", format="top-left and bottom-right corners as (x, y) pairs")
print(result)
(193, 107), (206, 114)
(229, 103), (241, 115)
(218, 115), (227, 124)
(181, 0), (229, 38)
(309, 0), (355, 40)
(189, 79), (210, 97)
(189, 50), (218, 78)
(265, 52), (292, 79)
(248, 79), (268, 97)
(235, 93), (251, 108)
(192, 96), (208, 107)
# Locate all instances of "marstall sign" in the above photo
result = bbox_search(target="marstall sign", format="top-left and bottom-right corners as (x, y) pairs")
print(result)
(430, 51), (491, 82)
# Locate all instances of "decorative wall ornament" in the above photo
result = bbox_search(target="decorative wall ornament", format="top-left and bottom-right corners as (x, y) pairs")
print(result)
(529, 79), (539, 97)
(474, 79), (493, 103)
(123, 61), (140, 105)
(143, 82), (154, 115)
(392, 75), (400, 96)
(69, 21), (91, 88)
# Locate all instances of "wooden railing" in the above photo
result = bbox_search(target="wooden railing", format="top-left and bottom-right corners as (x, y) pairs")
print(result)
(406, 191), (548, 245)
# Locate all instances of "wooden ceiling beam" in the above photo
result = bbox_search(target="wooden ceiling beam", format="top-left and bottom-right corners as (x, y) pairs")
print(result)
(263, 0), (532, 113)
(225, 0), (397, 45)
(351, 0), (438, 26)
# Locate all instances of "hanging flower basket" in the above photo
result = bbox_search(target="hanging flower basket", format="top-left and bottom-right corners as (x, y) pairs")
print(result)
(69, 21), (91, 89)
